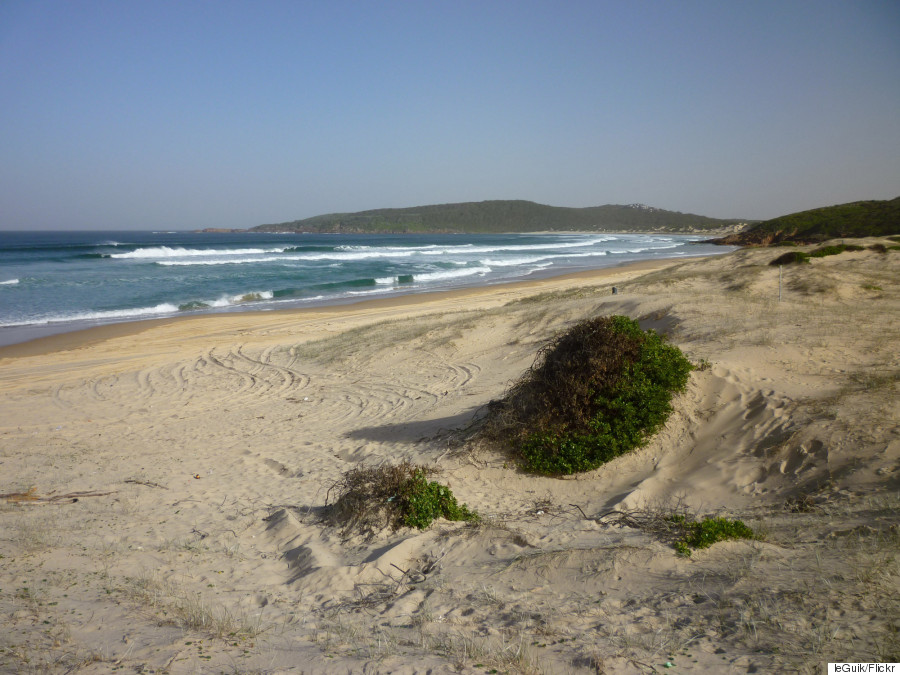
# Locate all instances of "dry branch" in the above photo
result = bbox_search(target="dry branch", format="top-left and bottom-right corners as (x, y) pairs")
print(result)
(1, 488), (116, 504)
(125, 479), (169, 490)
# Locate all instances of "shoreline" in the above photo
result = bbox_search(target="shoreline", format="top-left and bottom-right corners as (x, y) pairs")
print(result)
(0, 257), (677, 360)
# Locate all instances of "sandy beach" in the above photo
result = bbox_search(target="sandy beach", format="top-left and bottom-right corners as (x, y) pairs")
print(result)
(1, 242), (897, 673)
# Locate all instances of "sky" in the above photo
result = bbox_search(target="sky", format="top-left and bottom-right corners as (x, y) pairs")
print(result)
(1, 1), (898, 230)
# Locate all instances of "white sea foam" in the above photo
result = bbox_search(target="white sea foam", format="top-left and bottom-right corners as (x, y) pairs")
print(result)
(479, 250), (607, 266)
(159, 250), (418, 265)
(337, 237), (616, 258)
(111, 246), (288, 259)
(301, 250), (415, 261)
(146, 236), (625, 266)
(0, 302), (181, 327)
(344, 235), (614, 250)
(208, 290), (275, 307)
(337, 244), (443, 252)
(480, 256), (548, 267)
(414, 266), (491, 282)
(345, 287), (395, 298)
(620, 242), (680, 254)
(418, 241), (612, 256)
(0, 279), (19, 285)
(158, 257), (278, 266)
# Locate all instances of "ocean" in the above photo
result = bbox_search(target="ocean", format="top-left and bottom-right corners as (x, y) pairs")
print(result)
(0, 230), (731, 347)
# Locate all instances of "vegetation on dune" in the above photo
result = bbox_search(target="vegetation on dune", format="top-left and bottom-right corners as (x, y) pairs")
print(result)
(710, 196), (900, 246)
(809, 244), (865, 257)
(326, 462), (478, 533)
(594, 507), (760, 557)
(769, 251), (811, 265)
(769, 242), (888, 265)
(480, 315), (693, 475)
(667, 514), (756, 557)
(250, 200), (746, 234)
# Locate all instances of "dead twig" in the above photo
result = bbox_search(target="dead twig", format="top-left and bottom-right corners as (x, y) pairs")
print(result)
(125, 479), (169, 490)
(0, 487), (39, 502)
(569, 502), (703, 549)
(1, 488), (117, 504)
(569, 503), (643, 527)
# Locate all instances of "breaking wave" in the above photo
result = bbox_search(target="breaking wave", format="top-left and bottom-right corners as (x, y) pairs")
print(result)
(110, 246), (290, 259)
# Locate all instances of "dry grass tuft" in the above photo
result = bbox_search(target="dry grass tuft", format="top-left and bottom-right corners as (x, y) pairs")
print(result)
(124, 571), (266, 638)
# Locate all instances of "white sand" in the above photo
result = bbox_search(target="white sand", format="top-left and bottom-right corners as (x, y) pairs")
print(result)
(1, 243), (897, 673)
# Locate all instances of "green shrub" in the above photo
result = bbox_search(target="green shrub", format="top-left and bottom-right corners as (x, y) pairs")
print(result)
(667, 514), (755, 557)
(809, 243), (863, 258)
(398, 470), (478, 529)
(809, 245), (844, 258)
(481, 315), (693, 475)
(769, 251), (810, 266)
(326, 462), (477, 533)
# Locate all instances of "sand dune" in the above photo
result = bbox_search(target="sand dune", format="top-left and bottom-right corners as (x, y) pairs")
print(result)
(1, 243), (897, 673)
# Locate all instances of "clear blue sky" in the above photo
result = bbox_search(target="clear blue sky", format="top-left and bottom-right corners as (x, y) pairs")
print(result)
(1, 0), (898, 230)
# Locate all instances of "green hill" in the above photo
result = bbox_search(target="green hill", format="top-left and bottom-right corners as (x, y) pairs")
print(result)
(248, 200), (745, 234)
(709, 196), (900, 246)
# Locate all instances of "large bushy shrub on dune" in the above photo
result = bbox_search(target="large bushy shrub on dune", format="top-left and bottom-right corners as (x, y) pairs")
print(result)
(481, 315), (693, 475)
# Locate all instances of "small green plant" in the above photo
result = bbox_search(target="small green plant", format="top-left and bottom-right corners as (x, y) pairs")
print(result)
(326, 462), (478, 533)
(673, 540), (692, 557)
(399, 469), (478, 529)
(667, 514), (756, 557)
(862, 284), (883, 292)
(695, 358), (712, 371)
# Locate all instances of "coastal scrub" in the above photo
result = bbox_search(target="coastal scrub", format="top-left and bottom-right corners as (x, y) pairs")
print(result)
(769, 251), (811, 265)
(481, 315), (693, 475)
(326, 462), (478, 533)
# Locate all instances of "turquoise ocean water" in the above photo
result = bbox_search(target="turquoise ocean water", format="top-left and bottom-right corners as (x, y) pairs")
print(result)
(0, 230), (731, 346)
